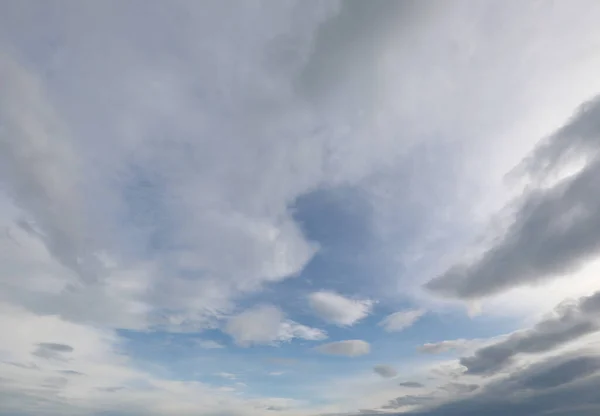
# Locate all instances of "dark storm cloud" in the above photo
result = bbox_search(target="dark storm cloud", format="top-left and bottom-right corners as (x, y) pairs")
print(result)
(426, 96), (600, 299)
(460, 290), (600, 374)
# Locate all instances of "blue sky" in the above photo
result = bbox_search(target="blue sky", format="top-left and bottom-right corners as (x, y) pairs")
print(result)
(2, 1), (600, 415)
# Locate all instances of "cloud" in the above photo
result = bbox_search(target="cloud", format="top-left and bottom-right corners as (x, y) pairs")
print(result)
(215, 372), (237, 380)
(308, 291), (373, 326)
(0, 52), (94, 282)
(418, 338), (488, 355)
(196, 340), (225, 349)
(224, 304), (326, 347)
(379, 309), (425, 332)
(399, 381), (424, 388)
(4, 2), (600, 415)
(33, 342), (74, 360)
(315, 340), (370, 357)
(373, 365), (397, 378)
(511, 354), (600, 391)
(438, 382), (478, 395)
(36, 343), (74, 353)
(426, 96), (600, 300)
(387, 351), (600, 416)
(460, 290), (600, 374)
(418, 339), (471, 354)
(382, 395), (434, 409)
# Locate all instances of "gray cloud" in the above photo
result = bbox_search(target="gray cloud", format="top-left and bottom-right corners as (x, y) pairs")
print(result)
(510, 354), (600, 391)
(460, 290), (600, 374)
(399, 381), (424, 388)
(373, 364), (397, 378)
(427, 96), (600, 299)
(33, 343), (74, 360)
(438, 382), (478, 395)
(36, 343), (74, 353)
(296, 0), (423, 100)
(360, 350), (600, 416)
(382, 395), (434, 409)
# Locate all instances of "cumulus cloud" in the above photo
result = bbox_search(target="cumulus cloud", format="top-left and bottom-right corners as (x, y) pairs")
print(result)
(224, 304), (326, 347)
(379, 309), (425, 332)
(427, 96), (600, 300)
(308, 291), (373, 326)
(460, 290), (600, 374)
(315, 340), (370, 357)
(373, 364), (397, 378)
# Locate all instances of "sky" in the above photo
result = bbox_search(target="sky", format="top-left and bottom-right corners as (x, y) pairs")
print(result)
(1, 1), (600, 415)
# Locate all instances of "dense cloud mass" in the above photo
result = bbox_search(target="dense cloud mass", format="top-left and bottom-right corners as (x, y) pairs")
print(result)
(367, 353), (600, 416)
(427, 96), (600, 299)
(2, 1), (600, 416)
(460, 290), (600, 374)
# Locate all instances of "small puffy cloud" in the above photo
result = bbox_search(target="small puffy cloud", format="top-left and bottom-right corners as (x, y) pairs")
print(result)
(197, 340), (225, 349)
(315, 340), (370, 357)
(379, 309), (425, 332)
(308, 291), (373, 326)
(278, 320), (328, 342)
(373, 364), (397, 378)
(268, 372), (284, 376)
(224, 305), (326, 347)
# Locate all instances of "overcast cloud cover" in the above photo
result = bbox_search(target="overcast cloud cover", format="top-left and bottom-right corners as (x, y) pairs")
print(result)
(1, 1), (600, 415)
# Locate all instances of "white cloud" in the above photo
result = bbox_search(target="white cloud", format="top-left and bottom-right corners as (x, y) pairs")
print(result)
(315, 340), (371, 357)
(215, 372), (237, 380)
(224, 304), (326, 347)
(379, 309), (425, 332)
(373, 364), (398, 378)
(418, 339), (472, 354)
(196, 340), (225, 349)
(308, 291), (373, 326)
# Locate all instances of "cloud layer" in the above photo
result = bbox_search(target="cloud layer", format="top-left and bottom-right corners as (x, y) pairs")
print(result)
(427, 96), (600, 299)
